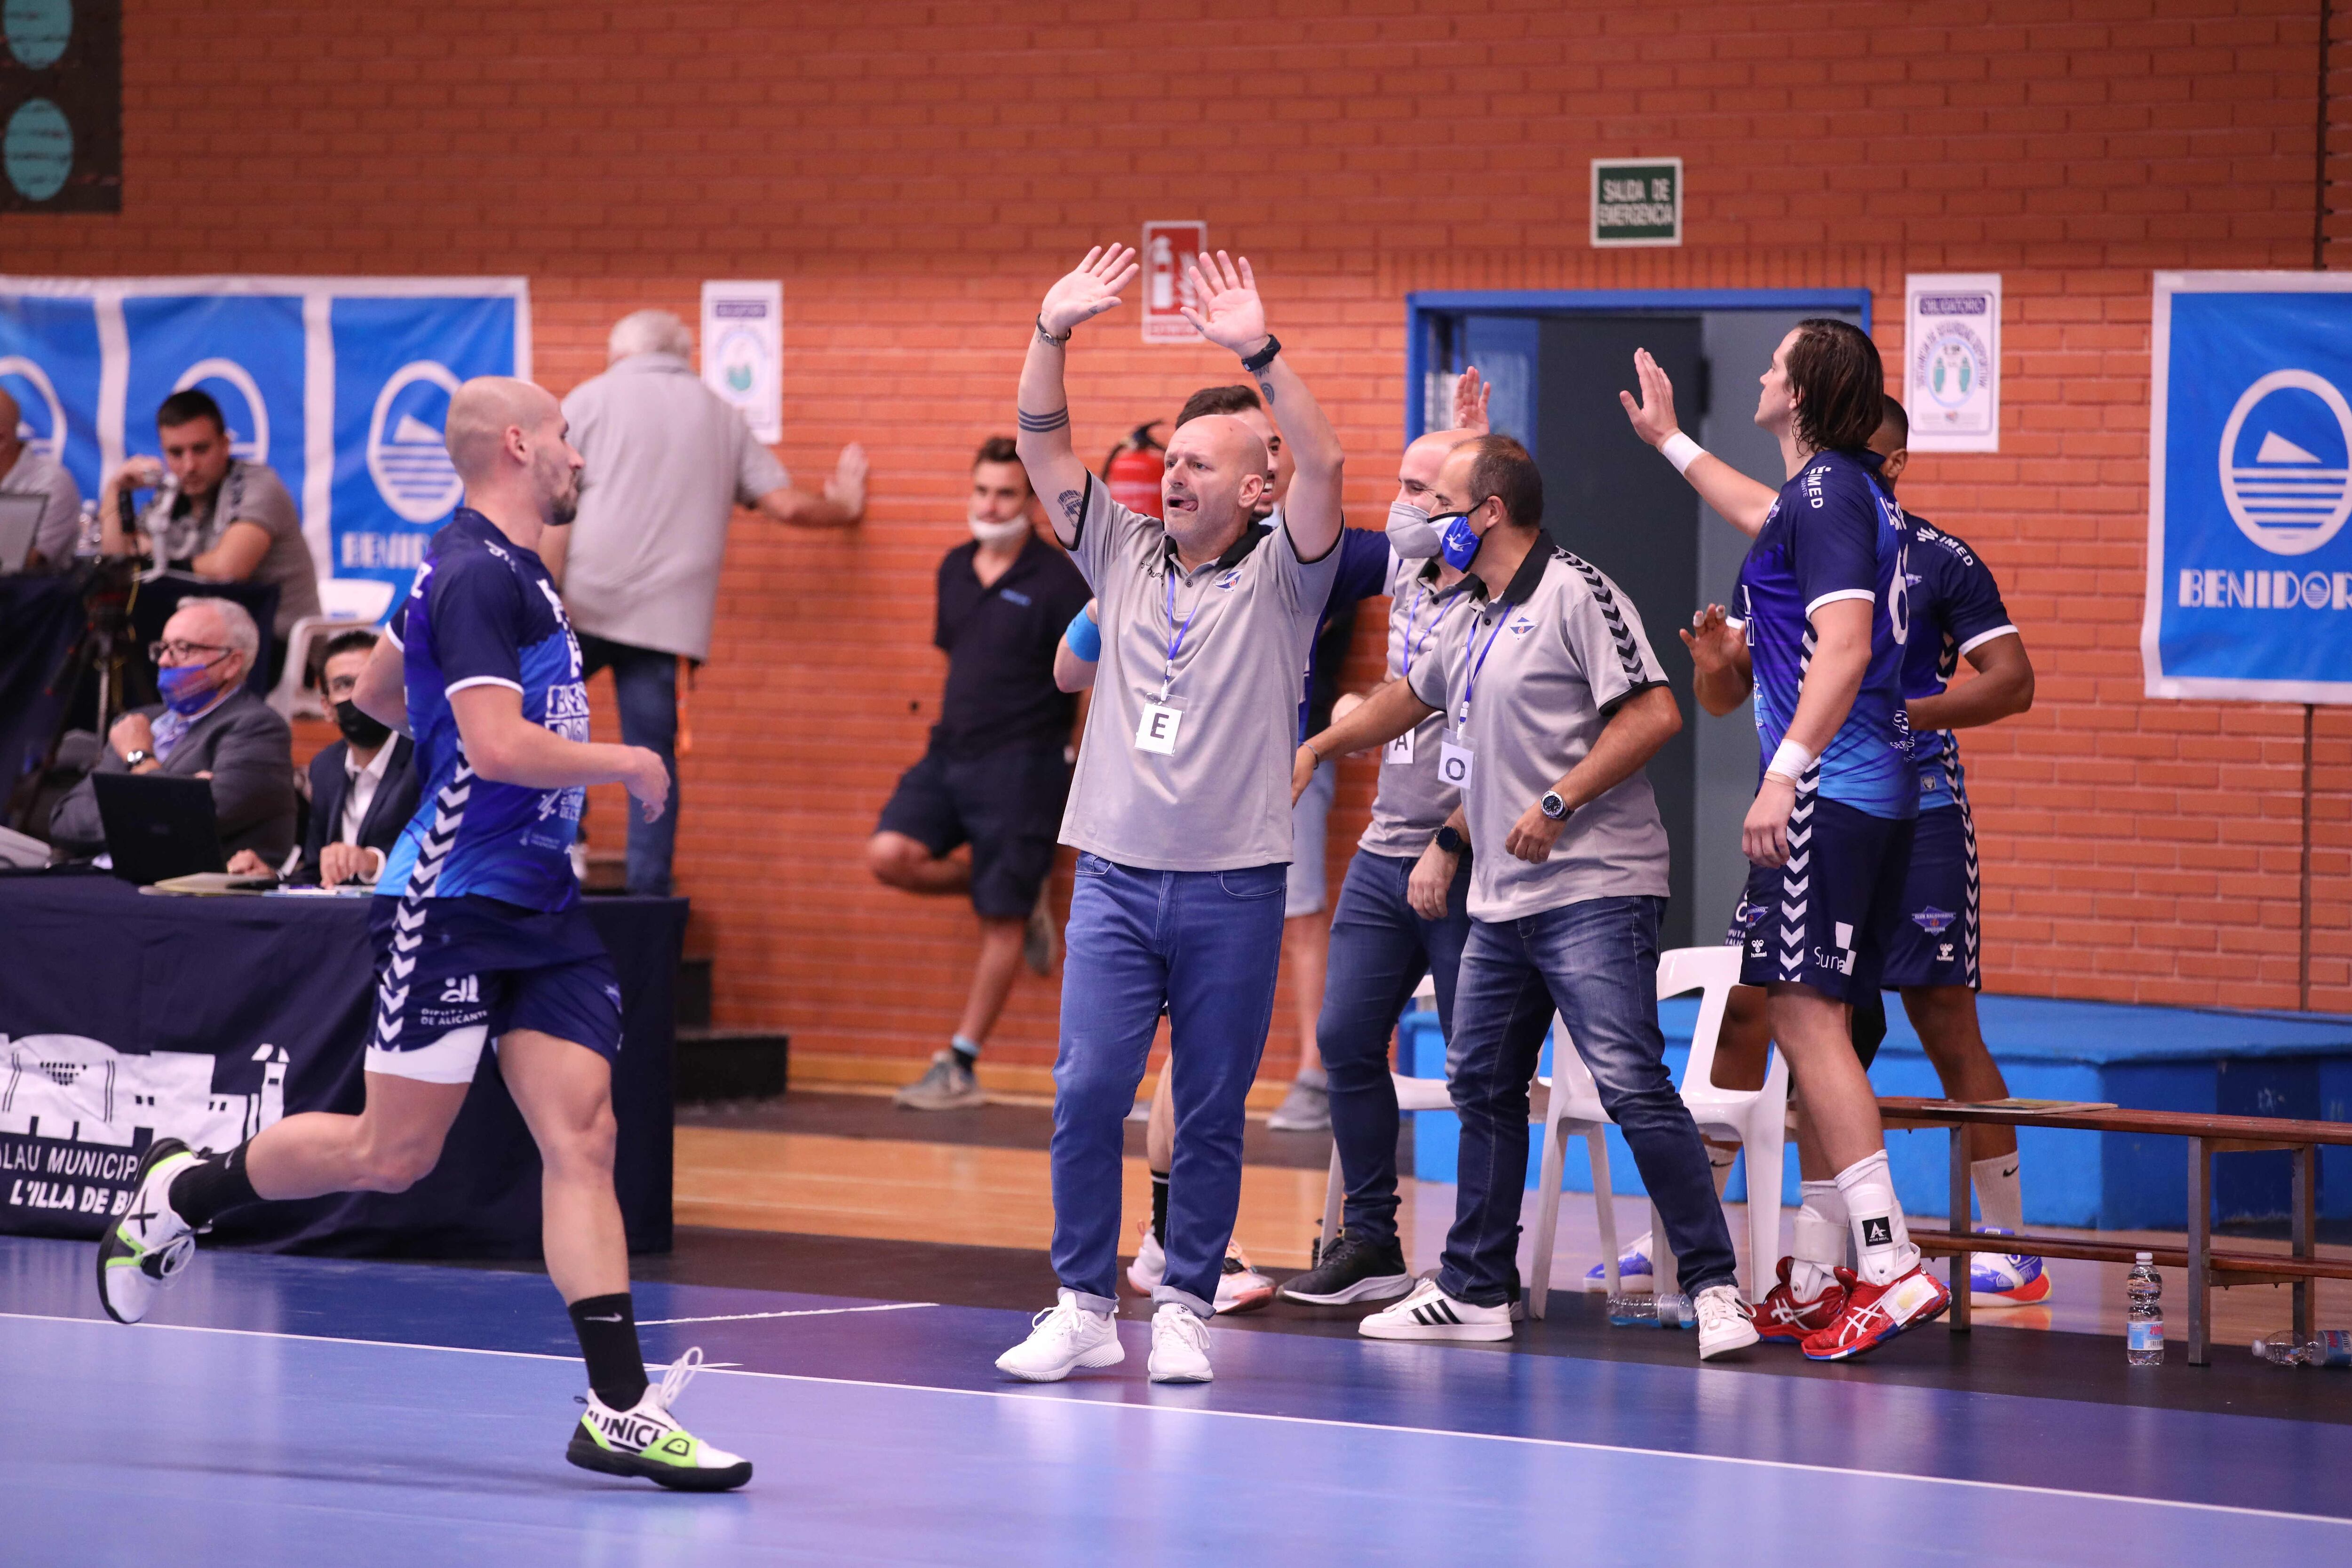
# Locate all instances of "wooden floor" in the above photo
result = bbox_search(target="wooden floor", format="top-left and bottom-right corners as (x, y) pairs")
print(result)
(673, 1119), (2351, 1348)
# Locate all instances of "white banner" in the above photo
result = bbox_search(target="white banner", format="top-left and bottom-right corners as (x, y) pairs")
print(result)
(1904, 273), (2001, 453)
(700, 280), (782, 444)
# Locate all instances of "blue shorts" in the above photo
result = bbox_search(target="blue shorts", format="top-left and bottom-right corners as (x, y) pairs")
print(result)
(363, 894), (624, 1084)
(1881, 800), (1979, 990)
(1728, 794), (1915, 1004)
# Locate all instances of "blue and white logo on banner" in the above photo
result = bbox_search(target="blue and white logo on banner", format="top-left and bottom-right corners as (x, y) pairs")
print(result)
(0, 277), (527, 609)
(2145, 272), (2352, 702)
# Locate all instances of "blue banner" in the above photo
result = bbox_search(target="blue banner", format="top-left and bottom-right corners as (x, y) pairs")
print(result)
(0, 277), (527, 610)
(2145, 274), (2352, 702)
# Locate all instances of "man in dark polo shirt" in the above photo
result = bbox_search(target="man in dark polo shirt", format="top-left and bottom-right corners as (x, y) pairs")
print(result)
(870, 436), (1091, 1110)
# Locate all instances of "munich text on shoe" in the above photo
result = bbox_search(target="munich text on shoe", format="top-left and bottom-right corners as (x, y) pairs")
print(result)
(566, 1348), (754, 1492)
(1147, 1302), (1214, 1383)
(995, 1289), (1125, 1382)
(95, 1138), (200, 1326)
(893, 1050), (984, 1111)
(1755, 1256), (1850, 1344)
(1357, 1277), (1513, 1342)
(1126, 1221), (1165, 1296)
(1800, 1263), (1952, 1362)
(1215, 1242), (1275, 1314)
(1969, 1228), (2054, 1307)
(1278, 1231), (1414, 1306)
(1581, 1229), (1655, 1293)
(1263, 1078), (1330, 1133)
(1693, 1283), (1761, 1361)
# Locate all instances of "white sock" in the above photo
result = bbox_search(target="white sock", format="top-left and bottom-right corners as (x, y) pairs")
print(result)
(1834, 1150), (1918, 1286)
(1705, 1140), (1738, 1200)
(1789, 1180), (1847, 1300)
(1972, 1152), (2024, 1234)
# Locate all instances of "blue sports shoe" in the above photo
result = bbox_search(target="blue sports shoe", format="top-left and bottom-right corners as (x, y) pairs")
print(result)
(1581, 1230), (1654, 1293)
(1969, 1229), (2052, 1307)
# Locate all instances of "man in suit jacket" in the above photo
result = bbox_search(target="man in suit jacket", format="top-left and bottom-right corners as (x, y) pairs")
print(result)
(49, 597), (297, 862)
(230, 627), (419, 884)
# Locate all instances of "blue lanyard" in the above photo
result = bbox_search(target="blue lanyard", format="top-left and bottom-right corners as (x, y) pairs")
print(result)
(1456, 609), (1509, 727)
(1160, 564), (1210, 699)
(1398, 584), (1448, 683)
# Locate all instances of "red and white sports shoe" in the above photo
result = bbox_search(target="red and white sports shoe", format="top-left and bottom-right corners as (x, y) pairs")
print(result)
(1800, 1262), (1951, 1361)
(1755, 1256), (1848, 1344)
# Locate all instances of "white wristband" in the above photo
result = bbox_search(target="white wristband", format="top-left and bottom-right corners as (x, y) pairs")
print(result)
(1660, 431), (1706, 475)
(1765, 738), (1816, 784)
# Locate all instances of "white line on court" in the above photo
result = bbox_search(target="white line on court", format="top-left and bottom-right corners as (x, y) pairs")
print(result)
(6, 1309), (2344, 1531)
(637, 1301), (939, 1326)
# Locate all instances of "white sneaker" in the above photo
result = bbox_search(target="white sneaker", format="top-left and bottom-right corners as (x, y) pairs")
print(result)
(996, 1289), (1124, 1382)
(1358, 1277), (1513, 1342)
(567, 1348), (753, 1491)
(1126, 1223), (1165, 1295)
(1148, 1303), (1213, 1383)
(95, 1138), (200, 1325)
(1693, 1283), (1760, 1361)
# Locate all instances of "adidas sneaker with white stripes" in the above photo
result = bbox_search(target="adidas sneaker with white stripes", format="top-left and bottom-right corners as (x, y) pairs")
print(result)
(1357, 1278), (1512, 1342)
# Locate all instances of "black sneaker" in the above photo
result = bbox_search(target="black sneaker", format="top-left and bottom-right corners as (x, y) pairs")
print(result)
(1277, 1231), (1414, 1306)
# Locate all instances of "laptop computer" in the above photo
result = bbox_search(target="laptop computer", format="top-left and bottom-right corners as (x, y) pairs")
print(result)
(0, 494), (43, 573)
(91, 772), (227, 884)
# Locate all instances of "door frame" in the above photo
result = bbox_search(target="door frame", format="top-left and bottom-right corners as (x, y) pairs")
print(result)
(1403, 288), (1875, 439)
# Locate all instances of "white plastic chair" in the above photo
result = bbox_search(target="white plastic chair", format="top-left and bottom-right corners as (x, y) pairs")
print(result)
(268, 578), (399, 718)
(1659, 944), (1789, 1304)
(1317, 975), (1441, 1256)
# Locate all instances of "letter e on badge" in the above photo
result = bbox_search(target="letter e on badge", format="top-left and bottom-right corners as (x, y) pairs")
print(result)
(1136, 701), (1183, 755)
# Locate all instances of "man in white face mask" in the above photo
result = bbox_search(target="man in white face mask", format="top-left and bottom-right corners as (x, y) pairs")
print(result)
(871, 437), (1094, 1109)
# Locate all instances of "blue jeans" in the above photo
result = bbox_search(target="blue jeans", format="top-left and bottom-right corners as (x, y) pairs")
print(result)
(1438, 894), (1739, 1306)
(1051, 853), (1287, 1315)
(579, 635), (678, 897)
(1318, 846), (1472, 1249)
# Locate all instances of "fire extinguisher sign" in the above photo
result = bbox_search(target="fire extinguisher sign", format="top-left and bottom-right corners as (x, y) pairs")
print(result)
(1140, 221), (1209, 344)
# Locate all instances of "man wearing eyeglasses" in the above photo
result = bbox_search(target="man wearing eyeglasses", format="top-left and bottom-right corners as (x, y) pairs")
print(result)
(47, 596), (298, 863)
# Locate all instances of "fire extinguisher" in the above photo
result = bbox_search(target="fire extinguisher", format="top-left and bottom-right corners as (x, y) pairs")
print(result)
(1101, 422), (1167, 518)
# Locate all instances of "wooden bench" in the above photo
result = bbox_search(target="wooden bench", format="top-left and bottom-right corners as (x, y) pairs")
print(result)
(1876, 1097), (2352, 1364)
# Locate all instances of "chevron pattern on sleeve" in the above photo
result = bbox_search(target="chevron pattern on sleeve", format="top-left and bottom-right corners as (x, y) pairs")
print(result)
(1558, 549), (1649, 686)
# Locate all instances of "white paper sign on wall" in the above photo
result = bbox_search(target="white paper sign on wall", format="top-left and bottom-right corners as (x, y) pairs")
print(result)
(1904, 273), (2001, 453)
(700, 280), (782, 444)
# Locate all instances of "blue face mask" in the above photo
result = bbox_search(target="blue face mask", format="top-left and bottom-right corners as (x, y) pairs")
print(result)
(156, 658), (224, 716)
(1432, 505), (1484, 571)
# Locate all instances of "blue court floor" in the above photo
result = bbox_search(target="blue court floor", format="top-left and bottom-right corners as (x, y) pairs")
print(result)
(3, 1234), (2347, 1566)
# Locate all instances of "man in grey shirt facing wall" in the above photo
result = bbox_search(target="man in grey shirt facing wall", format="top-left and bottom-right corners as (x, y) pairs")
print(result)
(1296, 434), (1758, 1363)
(541, 309), (867, 894)
(994, 247), (1342, 1388)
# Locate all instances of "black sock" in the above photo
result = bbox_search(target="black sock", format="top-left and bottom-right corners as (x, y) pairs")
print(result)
(168, 1144), (260, 1229)
(569, 1293), (648, 1410)
(950, 1035), (980, 1069)
(1150, 1172), (1169, 1245)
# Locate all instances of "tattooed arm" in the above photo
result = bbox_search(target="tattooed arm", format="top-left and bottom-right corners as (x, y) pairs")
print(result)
(1019, 246), (1138, 548)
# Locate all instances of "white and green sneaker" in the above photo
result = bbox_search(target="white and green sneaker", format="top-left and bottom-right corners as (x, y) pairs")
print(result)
(567, 1348), (753, 1492)
(95, 1138), (200, 1325)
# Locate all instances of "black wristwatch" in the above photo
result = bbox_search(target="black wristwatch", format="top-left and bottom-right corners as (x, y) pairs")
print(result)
(1240, 334), (1282, 374)
(1539, 791), (1572, 821)
(1434, 824), (1467, 857)
(122, 748), (153, 770)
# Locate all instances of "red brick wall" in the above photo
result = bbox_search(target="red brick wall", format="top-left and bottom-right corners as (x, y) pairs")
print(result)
(21, 1), (2349, 1079)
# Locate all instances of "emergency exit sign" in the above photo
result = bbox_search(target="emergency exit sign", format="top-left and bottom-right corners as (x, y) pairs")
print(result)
(1591, 158), (1681, 248)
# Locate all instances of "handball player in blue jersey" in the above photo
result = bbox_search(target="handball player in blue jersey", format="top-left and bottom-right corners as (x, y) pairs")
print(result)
(1633, 320), (1951, 1359)
(95, 377), (753, 1490)
(1628, 371), (2048, 1327)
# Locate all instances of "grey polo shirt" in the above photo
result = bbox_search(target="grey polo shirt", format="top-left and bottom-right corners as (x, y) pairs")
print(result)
(1356, 550), (1469, 860)
(2, 444), (82, 565)
(143, 460), (320, 637)
(1406, 532), (1673, 923)
(559, 352), (789, 661)
(1058, 476), (1341, 871)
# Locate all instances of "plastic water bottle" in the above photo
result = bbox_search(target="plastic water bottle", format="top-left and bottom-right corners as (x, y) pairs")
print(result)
(2125, 1252), (2163, 1365)
(1607, 1293), (1658, 1328)
(2252, 1329), (2352, 1367)
(1653, 1291), (1693, 1331)
(74, 498), (101, 558)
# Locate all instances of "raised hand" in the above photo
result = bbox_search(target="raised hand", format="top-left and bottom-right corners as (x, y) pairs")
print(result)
(1680, 603), (1742, 675)
(1039, 246), (1140, 339)
(1617, 348), (1683, 448)
(1179, 252), (1269, 357)
(1452, 366), (1491, 433)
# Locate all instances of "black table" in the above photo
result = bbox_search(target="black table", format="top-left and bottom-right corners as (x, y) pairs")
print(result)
(0, 873), (680, 1258)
